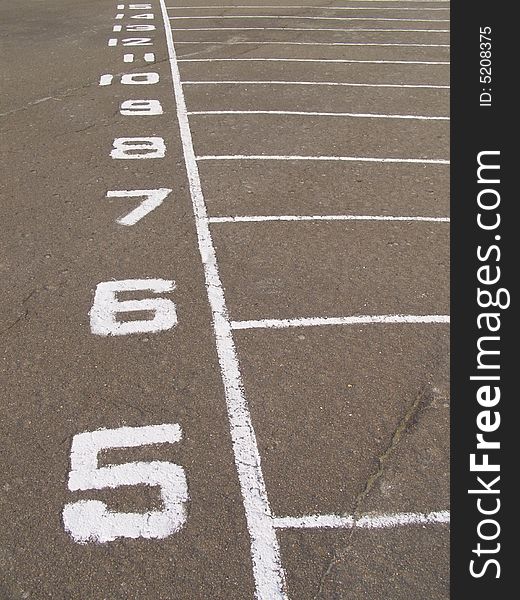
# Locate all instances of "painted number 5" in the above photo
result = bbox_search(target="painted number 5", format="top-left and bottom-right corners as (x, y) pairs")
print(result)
(62, 424), (189, 543)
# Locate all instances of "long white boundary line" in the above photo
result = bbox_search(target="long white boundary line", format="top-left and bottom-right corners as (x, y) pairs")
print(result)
(171, 27), (450, 32)
(176, 40), (450, 46)
(183, 80), (450, 89)
(231, 315), (450, 330)
(159, 2), (287, 598)
(168, 1), (452, 5)
(197, 155), (450, 164)
(167, 3), (450, 7)
(209, 215), (450, 223)
(178, 57), (449, 64)
(169, 16), (449, 22)
(189, 110), (448, 120)
(273, 510), (450, 530)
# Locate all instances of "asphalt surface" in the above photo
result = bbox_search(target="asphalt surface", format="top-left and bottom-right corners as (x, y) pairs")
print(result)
(1, 1), (450, 599)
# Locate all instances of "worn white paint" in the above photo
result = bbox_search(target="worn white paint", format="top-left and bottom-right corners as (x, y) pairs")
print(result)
(124, 53), (156, 62)
(126, 23), (156, 31)
(178, 57), (448, 64)
(63, 424), (188, 543)
(273, 510), (450, 530)
(171, 27), (450, 32)
(120, 99), (163, 116)
(108, 38), (118, 46)
(130, 3), (153, 8)
(89, 279), (177, 336)
(113, 24), (122, 32)
(115, 13), (124, 19)
(231, 315), (450, 330)
(176, 40), (450, 47)
(169, 15), (449, 22)
(121, 72), (159, 84)
(159, 1), (287, 597)
(121, 37), (154, 45)
(197, 155), (450, 165)
(131, 13), (155, 19)
(168, 4), (450, 8)
(111, 137), (166, 159)
(106, 188), (171, 225)
(183, 80), (449, 89)
(99, 74), (114, 86)
(188, 110), (448, 121)
(209, 215), (450, 223)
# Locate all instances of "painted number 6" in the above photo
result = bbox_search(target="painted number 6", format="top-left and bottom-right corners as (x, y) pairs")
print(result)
(62, 424), (189, 543)
(90, 278), (177, 336)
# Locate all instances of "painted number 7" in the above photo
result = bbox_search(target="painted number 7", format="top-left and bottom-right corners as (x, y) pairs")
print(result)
(62, 424), (189, 543)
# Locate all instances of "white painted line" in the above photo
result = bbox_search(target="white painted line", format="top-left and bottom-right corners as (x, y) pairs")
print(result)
(178, 57), (449, 65)
(168, 4), (450, 8)
(169, 5), (449, 10)
(209, 215), (450, 223)
(169, 1), (452, 4)
(170, 16), (450, 22)
(176, 40), (450, 47)
(273, 510), (450, 530)
(189, 110), (449, 121)
(183, 80), (450, 89)
(171, 27), (450, 32)
(231, 315), (450, 330)
(197, 155), (450, 165)
(159, 1), (286, 598)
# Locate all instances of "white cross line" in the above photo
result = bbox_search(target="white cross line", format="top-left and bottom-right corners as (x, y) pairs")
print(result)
(197, 155), (450, 164)
(273, 510), (450, 530)
(178, 57), (449, 64)
(159, 1), (286, 597)
(170, 15), (450, 22)
(188, 110), (449, 120)
(171, 27), (450, 32)
(168, 5), (450, 10)
(176, 40), (450, 47)
(183, 80), (450, 89)
(209, 215), (450, 223)
(231, 315), (450, 330)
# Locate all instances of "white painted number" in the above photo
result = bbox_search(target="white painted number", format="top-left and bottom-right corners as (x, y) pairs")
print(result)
(107, 188), (172, 225)
(90, 278), (177, 336)
(111, 137), (165, 159)
(120, 99), (163, 116)
(63, 424), (188, 543)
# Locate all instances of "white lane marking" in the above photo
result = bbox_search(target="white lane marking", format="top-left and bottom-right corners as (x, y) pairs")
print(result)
(178, 57), (449, 64)
(168, 1), (452, 4)
(197, 155), (450, 165)
(231, 315), (451, 330)
(171, 27), (450, 32)
(183, 80), (450, 89)
(209, 215), (450, 223)
(189, 110), (449, 121)
(159, 1), (287, 597)
(273, 510), (450, 530)
(169, 16), (450, 22)
(176, 40), (450, 47)
(168, 3), (450, 8)
(106, 188), (171, 225)
(63, 424), (188, 544)
(90, 279), (177, 336)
